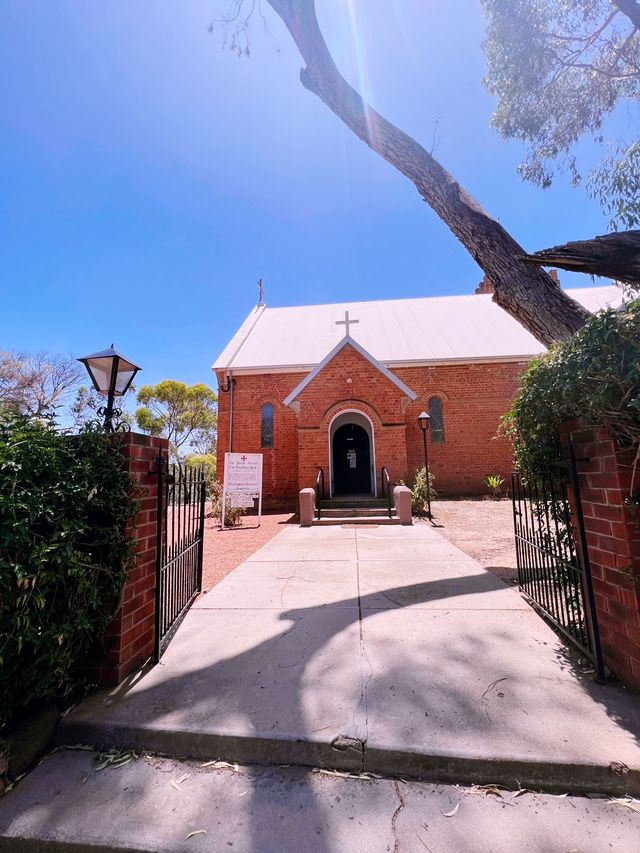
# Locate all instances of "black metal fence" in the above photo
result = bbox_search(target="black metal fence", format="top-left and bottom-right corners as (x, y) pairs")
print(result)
(511, 443), (605, 681)
(155, 457), (206, 661)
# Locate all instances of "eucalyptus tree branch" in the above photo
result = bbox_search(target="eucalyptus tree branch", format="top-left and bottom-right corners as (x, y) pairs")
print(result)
(264, 0), (589, 344)
(523, 230), (640, 287)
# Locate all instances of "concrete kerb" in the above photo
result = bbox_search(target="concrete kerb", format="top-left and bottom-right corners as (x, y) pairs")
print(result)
(3, 749), (640, 853)
(55, 717), (640, 797)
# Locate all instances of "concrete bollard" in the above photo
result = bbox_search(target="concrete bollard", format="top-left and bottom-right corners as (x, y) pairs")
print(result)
(299, 488), (316, 527)
(393, 485), (412, 525)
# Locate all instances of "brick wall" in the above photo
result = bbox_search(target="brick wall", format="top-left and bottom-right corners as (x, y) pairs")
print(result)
(96, 432), (168, 686)
(397, 362), (523, 496)
(215, 353), (525, 506)
(217, 373), (300, 507)
(563, 422), (640, 691)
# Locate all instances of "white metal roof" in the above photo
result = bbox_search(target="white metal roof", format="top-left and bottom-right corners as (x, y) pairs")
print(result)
(212, 285), (624, 373)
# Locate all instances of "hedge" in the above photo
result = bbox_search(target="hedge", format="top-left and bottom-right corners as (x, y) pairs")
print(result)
(0, 413), (138, 730)
(502, 299), (640, 478)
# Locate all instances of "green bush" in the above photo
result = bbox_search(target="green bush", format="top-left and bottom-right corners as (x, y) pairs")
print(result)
(502, 300), (640, 476)
(407, 466), (437, 516)
(0, 413), (138, 730)
(209, 479), (245, 527)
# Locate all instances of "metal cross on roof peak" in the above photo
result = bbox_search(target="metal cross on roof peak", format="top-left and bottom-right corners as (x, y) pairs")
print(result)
(336, 310), (359, 337)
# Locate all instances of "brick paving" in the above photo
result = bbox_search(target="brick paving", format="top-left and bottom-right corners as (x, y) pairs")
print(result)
(201, 511), (297, 592)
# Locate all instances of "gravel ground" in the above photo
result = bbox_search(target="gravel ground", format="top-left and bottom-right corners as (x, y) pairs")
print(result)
(427, 498), (518, 584)
(201, 511), (297, 592)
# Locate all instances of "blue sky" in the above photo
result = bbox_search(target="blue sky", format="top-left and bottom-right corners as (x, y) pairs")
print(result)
(0, 1), (616, 391)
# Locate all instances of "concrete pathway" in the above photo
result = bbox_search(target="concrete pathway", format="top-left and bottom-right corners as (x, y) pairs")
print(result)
(1, 749), (639, 852)
(60, 524), (640, 794)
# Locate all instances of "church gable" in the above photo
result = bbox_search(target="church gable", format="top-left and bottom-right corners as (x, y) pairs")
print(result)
(284, 337), (416, 427)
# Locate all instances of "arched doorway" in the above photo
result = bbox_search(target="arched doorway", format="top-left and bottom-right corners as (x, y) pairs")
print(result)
(330, 411), (375, 496)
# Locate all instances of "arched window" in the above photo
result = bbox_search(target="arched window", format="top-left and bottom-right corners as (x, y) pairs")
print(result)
(261, 403), (274, 448)
(429, 396), (444, 444)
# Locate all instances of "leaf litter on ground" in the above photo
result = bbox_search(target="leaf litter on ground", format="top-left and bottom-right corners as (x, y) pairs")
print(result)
(510, 788), (535, 799)
(609, 797), (640, 814)
(93, 749), (138, 772)
(312, 767), (382, 781)
(200, 759), (240, 772)
(465, 784), (504, 798)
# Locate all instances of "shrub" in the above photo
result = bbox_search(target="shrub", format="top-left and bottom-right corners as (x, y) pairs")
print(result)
(484, 474), (505, 499)
(209, 479), (245, 527)
(0, 412), (138, 730)
(407, 466), (437, 516)
(502, 299), (640, 477)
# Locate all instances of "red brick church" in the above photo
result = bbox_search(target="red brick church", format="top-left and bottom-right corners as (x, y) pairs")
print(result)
(213, 285), (620, 508)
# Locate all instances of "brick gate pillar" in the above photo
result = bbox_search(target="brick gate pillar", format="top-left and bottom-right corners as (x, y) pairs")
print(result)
(96, 432), (168, 686)
(562, 422), (640, 690)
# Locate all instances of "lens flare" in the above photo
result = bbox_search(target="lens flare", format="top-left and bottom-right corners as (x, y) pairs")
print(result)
(344, 0), (376, 144)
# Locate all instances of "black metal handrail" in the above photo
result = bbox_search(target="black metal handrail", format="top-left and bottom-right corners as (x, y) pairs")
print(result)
(381, 466), (392, 519)
(315, 468), (325, 521)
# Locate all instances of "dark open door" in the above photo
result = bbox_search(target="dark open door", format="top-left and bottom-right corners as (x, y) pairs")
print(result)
(332, 423), (372, 496)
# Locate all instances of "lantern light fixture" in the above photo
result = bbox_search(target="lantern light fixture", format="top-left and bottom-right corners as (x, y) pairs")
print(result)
(418, 411), (431, 432)
(77, 344), (141, 432)
(417, 411), (432, 519)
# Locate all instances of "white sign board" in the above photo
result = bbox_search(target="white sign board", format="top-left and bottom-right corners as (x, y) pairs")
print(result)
(230, 494), (255, 509)
(222, 453), (263, 528)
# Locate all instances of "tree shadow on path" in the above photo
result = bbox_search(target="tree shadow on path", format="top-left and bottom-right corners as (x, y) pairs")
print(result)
(61, 570), (640, 851)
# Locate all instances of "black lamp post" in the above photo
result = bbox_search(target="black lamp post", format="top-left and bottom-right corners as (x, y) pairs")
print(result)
(417, 411), (432, 520)
(77, 345), (141, 432)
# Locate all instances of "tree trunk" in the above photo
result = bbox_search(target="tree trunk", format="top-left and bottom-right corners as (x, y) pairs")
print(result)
(266, 0), (590, 345)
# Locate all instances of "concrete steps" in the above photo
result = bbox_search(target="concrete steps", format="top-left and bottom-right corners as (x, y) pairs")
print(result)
(313, 514), (400, 526)
(320, 507), (388, 517)
(315, 497), (400, 525)
(319, 497), (389, 508)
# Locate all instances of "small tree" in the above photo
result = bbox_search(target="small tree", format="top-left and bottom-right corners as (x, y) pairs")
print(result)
(185, 452), (217, 495)
(0, 350), (82, 416)
(69, 386), (102, 429)
(135, 380), (217, 459)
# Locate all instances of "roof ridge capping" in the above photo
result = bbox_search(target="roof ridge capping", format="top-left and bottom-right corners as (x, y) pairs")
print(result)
(227, 283), (621, 314)
(283, 334), (417, 408)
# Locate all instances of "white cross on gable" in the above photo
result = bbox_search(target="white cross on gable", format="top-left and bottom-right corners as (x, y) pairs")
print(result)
(336, 310), (359, 337)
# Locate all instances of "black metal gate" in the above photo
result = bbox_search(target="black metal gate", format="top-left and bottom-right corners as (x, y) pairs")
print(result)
(511, 442), (605, 681)
(154, 456), (206, 661)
